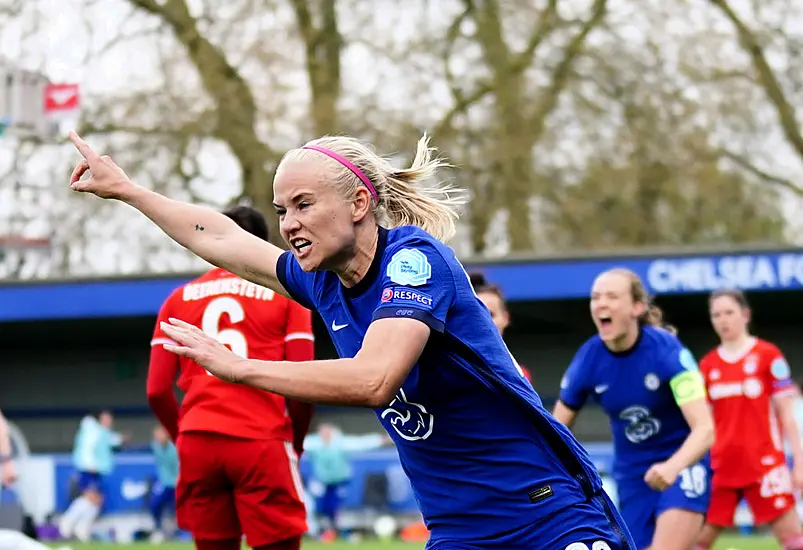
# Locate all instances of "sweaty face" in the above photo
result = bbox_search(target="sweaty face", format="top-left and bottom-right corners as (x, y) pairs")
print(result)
(274, 160), (356, 272)
(478, 290), (509, 335)
(590, 273), (641, 344)
(709, 296), (749, 342)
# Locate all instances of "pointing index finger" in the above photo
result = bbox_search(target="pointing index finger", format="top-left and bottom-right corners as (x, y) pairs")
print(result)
(69, 131), (101, 162)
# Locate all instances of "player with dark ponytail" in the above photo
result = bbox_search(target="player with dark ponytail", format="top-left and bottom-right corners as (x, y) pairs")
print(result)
(469, 272), (532, 383)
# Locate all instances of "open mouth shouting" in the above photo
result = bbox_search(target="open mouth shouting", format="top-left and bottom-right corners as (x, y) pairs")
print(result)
(596, 314), (614, 334)
(291, 237), (312, 257)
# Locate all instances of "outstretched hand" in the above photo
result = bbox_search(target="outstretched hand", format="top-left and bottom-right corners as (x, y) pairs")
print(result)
(160, 318), (247, 383)
(68, 131), (135, 200)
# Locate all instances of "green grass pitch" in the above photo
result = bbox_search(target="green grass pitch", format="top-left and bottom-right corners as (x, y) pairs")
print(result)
(55, 535), (779, 549)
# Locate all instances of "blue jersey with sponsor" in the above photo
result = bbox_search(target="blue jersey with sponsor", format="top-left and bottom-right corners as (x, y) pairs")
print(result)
(276, 226), (604, 542)
(559, 326), (701, 482)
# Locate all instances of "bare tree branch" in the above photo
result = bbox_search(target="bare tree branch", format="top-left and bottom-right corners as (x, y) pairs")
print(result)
(709, 0), (803, 158)
(128, 0), (279, 241)
(432, 0), (561, 141)
(527, 0), (607, 135)
(288, 0), (342, 135)
(719, 147), (803, 195)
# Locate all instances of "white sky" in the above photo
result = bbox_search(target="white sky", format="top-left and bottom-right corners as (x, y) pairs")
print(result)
(0, 0), (802, 279)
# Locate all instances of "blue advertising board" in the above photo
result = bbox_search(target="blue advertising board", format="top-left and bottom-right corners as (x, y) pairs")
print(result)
(482, 251), (803, 301)
(0, 277), (189, 322)
(52, 449), (421, 515)
(4, 249), (803, 321)
(34, 442), (773, 529)
(50, 443), (617, 516)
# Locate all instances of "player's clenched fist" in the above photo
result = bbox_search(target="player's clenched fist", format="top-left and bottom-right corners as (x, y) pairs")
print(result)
(644, 461), (679, 491)
(160, 318), (246, 383)
(68, 131), (135, 200)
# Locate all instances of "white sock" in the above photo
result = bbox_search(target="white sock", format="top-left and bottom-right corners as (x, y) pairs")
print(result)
(59, 496), (91, 538)
(0, 529), (61, 550)
(73, 502), (99, 542)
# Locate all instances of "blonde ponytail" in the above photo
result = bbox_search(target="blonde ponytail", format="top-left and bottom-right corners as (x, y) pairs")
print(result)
(283, 134), (468, 242)
(380, 136), (467, 241)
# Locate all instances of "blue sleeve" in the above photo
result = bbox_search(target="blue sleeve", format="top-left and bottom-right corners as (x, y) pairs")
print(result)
(659, 336), (699, 381)
(559, 347), (593, 411)
(372, 241), (454, 332)
(276, 251), (316, 311)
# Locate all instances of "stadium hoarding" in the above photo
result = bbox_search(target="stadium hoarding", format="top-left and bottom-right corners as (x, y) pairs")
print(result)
(5, 248), (803, 533)
(480, 248), (803, 300)
(3, 246), (803, 322)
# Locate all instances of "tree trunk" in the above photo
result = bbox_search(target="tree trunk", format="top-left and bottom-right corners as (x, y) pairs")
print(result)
(129, 0), (281, 244)
(290, 0), (343, 136)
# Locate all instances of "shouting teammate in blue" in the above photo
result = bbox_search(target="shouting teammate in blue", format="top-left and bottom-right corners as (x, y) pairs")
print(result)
(67, 130), (636, 549)
(553, 269), (714, 550)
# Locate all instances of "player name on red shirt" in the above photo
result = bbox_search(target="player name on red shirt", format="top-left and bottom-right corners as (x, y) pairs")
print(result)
(182, 277), (275, 302)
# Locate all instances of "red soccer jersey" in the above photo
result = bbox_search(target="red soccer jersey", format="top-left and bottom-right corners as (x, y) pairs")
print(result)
(148, 268), (315, 441)
(700, 338), (796, 487)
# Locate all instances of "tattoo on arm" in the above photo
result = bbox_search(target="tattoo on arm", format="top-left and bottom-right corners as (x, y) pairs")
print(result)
(195, 224), (204, 231)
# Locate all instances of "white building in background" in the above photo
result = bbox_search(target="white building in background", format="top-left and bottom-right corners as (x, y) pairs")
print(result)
(0, 61), (53, 139)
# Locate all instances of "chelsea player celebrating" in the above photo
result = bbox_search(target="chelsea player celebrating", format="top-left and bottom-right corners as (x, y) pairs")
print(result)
(553, 269), (714, 550)
(67, 131), (636, 549)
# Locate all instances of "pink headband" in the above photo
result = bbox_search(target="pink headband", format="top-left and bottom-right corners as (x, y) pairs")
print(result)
(302, 145), (378, 204)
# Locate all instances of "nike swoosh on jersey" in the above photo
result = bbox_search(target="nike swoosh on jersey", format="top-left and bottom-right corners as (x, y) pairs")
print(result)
(594, 385), (609, 394)
(331, 320), (349, 331)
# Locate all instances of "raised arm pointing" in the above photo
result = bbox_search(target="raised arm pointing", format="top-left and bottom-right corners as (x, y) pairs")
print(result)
(68, 132), (287, 295)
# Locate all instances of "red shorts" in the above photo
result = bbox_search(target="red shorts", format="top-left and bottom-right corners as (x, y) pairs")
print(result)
(176, 432), (307, 547)
(707, 465), (797, 527)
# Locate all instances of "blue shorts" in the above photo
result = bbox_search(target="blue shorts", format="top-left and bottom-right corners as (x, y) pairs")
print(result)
(150, 482), (176, 508)
(76, 471), (105, 495)
(150, 483), (176, 527)
(618, 461), (711, 550)
(426, 491), (636, 549)
(316, 482), (348, 521)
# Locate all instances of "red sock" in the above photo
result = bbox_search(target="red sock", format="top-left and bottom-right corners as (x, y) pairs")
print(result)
(195, 539), (241, 550)
(782, 534), (803, 550)
(253, 536), (302, 550)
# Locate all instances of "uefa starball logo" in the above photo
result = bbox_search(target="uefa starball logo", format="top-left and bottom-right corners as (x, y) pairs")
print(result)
(387, 249), (432, 287)
(381, 288), (393, 302)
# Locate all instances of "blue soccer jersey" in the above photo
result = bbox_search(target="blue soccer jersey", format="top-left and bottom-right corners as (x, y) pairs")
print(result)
(559, 325), (711, 549)
(560, 325), (702, 481)
(277, 226), (633, 547)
